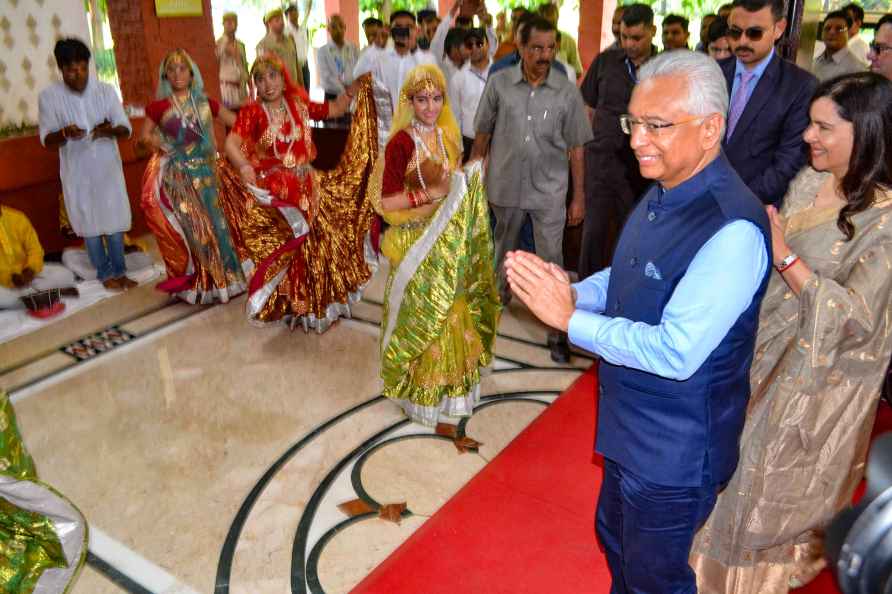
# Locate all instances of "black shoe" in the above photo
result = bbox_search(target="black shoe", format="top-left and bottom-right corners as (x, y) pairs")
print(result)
(548, 333), (570, 364)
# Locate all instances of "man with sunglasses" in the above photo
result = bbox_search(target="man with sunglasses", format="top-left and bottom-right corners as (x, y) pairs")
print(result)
(720, 0), (817, 205)
(430, 0), (498, 90)
(450, 28), (491, 161)
(869, 14), (892, 81)
(813, 10), (868, 81)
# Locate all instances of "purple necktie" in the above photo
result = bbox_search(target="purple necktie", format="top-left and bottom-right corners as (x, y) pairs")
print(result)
(726, 70), (755, 140)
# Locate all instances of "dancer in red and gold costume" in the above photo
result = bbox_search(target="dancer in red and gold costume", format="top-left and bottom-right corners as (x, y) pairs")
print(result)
(222, 56), (378, 330)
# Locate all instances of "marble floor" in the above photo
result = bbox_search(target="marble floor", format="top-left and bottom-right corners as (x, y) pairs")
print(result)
(0, 256), (591, 594)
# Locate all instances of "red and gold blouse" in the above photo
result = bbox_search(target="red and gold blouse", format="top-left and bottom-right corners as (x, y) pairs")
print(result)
(233, 98), (328, 171)
(232, 97), (330, 215)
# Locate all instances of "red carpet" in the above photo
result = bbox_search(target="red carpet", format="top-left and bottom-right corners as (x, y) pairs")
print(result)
(352, 365), (892, 594)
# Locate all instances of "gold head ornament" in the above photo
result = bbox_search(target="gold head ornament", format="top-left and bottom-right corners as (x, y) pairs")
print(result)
(398, 68), (444, 106)
(389, 64), (462, 169)
(163, 49), (192, 74)
(250, 55), (285, 82)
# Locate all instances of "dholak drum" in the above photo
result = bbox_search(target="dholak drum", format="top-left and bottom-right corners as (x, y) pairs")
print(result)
(19, 287), (78, 319)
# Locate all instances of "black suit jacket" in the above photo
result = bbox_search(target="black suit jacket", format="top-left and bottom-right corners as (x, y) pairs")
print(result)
(720, 53), (817, 205)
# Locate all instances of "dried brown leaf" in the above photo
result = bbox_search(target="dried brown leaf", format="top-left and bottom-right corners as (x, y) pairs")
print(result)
(378, 502), (408, 524)
(337, 498), (375, 517)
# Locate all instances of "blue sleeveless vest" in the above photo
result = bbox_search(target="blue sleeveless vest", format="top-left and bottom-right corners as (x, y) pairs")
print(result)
(596, 154), (771, 487)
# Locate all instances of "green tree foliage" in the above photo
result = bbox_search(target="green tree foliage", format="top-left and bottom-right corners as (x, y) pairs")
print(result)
(359, 0), (541, 18)
(631, 0), (726, 18)
(359, 0), (427, 15)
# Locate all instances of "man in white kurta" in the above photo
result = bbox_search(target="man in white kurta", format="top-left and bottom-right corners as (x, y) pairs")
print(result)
(353, 11), (436, 149)
(39, 38), (134, 290)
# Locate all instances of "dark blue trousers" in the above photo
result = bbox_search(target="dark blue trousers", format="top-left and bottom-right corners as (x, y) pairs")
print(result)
(596, 458), (720, 594)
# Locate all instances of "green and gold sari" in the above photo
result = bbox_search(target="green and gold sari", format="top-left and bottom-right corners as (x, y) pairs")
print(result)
(372, 65), (501, 426)
(0, 392), (86, 593)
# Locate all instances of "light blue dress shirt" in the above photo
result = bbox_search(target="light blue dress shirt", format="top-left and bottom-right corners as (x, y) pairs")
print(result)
(730, 48), (775, 106)
(567, 220), (769, 381)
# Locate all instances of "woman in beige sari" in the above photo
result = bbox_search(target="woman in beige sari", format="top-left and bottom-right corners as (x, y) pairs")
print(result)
(690, 72), (892, 593)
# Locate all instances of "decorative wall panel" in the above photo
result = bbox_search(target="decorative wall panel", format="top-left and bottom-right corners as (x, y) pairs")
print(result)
(0, 0), (90, 128)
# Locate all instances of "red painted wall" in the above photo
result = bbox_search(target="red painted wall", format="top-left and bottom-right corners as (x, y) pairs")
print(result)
(580, 0), (611, 72)
(325, 0), (361, 45)
(107, 0), (221, 109)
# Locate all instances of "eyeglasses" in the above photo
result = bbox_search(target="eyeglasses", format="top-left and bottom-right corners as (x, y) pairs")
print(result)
(822, 24), (848, 34)
(620, 114), (704, 136)
(464, 40), (485, 48)
(870, 42), (892, 55)
(727, 26), (766, 41)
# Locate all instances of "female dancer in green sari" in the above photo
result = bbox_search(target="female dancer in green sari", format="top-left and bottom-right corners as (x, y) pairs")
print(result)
(372, 64), (500, 426)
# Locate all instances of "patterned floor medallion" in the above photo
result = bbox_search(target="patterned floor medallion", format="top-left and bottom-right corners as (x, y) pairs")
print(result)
(3, 262), (592, 594)
(60, 326), (135, 361)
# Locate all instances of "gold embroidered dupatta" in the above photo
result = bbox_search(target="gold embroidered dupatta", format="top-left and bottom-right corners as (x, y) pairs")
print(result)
(691, 167), (892, 594)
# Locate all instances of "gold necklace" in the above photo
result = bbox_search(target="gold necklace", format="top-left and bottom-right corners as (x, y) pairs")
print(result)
(262, 100), (299, 168)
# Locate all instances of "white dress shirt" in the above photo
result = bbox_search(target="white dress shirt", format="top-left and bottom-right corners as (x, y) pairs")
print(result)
(813, 46), (868, 81)
(450, 60), (490, 138)
(430, 14), (499, 88)
(814, 34), (870, 64)
(286, 22), (310, 65)
(848, 34), (870, 64)
(354, 45), (384, 77)
(317, 40), (359, 95)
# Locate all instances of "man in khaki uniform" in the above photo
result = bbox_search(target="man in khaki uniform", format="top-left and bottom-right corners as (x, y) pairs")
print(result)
(256, 8), (303, 88)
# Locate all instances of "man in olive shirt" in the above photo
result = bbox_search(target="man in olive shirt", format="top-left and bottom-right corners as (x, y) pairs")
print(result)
(257, 8), (303, 88)
(578, 3), (656, 279)
(471, 16), (592, 362)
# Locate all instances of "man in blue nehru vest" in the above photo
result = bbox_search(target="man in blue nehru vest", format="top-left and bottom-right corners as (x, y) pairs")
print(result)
(505, 50), (771, 593)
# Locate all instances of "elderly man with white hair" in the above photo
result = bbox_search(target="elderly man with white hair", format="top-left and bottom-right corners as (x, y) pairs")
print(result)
(505, 50), (771, 593)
